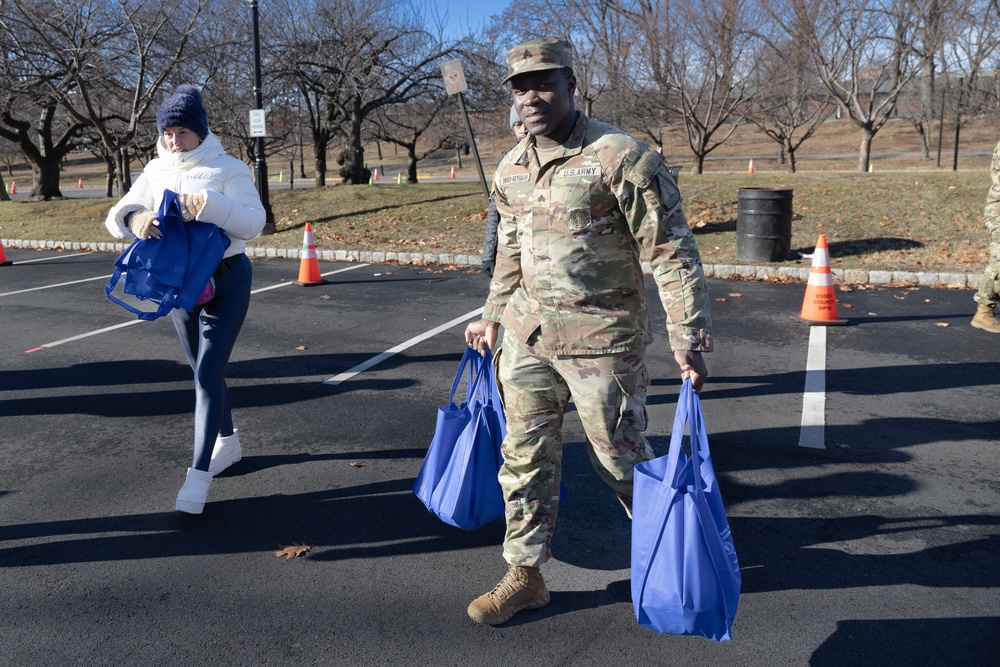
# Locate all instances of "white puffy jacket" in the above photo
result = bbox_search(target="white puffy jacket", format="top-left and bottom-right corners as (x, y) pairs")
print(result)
(106, 132), (266, 258)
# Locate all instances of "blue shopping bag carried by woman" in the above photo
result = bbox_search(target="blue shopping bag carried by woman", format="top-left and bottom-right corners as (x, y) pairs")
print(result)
(105, 189), (229, 321)
(413, 346), (506, 530)
(631, 379), (741, 641)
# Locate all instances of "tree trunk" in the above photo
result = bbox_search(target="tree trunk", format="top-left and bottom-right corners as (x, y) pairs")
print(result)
(104, 156), (116, 198)
(344, 111), (366, 185)
(859, 129), (874, 172)
(314, 137), (328, 187)
(407, 145), (418, 183)
(116, 147), (133, 193)
(28, 155), (64, 201)
(787, 144), (797, 174)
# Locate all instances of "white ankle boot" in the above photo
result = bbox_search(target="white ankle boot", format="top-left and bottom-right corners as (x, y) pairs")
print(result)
(209, 429), (242, 475)
(175, 467), (213, 514)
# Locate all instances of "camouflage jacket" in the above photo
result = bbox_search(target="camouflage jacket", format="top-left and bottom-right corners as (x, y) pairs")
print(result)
(986, 139), (1000, 228)
(483, 112), (713, 355)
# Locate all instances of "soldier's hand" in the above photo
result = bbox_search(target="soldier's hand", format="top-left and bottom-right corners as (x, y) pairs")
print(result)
(673, 350), (707, 392)
(465, 319), (499, 356)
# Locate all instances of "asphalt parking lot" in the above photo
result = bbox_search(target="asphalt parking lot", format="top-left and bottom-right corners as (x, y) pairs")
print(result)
(1, 247), (998, 666)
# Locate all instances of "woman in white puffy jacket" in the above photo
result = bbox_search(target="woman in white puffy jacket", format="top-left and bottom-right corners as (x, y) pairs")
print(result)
(106, 85), (265, 515)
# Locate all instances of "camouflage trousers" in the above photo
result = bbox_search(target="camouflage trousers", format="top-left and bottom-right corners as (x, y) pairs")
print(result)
(974, 219), (1000, 307)
(496, 332), (654, 568)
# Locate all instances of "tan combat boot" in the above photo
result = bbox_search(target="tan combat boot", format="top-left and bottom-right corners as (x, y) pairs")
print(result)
(467, 564), (550, 625)
(972, 304), (1000, 333)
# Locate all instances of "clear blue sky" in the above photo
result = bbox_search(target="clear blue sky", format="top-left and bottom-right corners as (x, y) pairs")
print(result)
(438, 0), (510, 37)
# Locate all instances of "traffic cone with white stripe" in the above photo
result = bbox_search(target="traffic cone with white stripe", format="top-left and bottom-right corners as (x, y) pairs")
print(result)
(747, 159), (755, 174)
(449, 166), (455, 179)
(10, 181), (15, 194)
(293, 222), (328, 286)
(78, 178), (83, 188)
(799, 234), (847, 325)
(0, 239), (12, 266)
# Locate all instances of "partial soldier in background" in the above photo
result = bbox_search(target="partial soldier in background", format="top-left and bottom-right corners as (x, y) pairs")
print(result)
(972, 139), (1000, 333)
(464, 37), (713, 625)
(482, 106), (529, 278)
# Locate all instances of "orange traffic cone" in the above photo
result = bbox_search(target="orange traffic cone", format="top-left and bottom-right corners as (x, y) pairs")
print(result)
(747, 159), (755, 175)
(10, 181), (15, 194)
(449, 166), (455, 179)
(0, 239), (12, 266)
(373, 168), (379, 181)
(799, 234), (847, 325)
(293, 222), (328, 286)
(78, 178), (83, 188)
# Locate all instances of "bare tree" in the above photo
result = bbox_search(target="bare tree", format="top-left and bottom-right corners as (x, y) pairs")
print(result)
(767, 0), (931, 171)
(372, 94), (458, 183)
(271, 0), (456, 186)
(634, 0), (764, 173)
(8, 0), (217, 197)
(749, 29), (831, 172)
(940, 0), (1000, 118)
(0, 3), (90, 200)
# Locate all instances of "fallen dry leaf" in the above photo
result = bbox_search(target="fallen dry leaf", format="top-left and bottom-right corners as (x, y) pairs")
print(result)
(320, 294), (331, 300)
(274, 544), (311, 560)
(841, 303), (853, 309)
(715, 297), (727, 302)
(935, 322), (950, 327)
(728, 293), (743, 298)
(349, 462), (364, 468)
(839, 286), (854, 293)
(295, 345), (307, 351)
(924, 299), (931, 304)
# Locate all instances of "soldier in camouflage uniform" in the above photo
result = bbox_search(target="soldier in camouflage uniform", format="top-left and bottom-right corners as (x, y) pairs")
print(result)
(464, 37), (713, 626)
(972, 139), (1000, 333)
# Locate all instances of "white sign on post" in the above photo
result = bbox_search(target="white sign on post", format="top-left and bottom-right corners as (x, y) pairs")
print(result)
(440, 59), (469, 95)
(249, 109), (267, 137)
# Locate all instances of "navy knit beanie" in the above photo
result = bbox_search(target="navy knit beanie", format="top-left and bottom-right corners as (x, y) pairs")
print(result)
(156, 85), (209, 139)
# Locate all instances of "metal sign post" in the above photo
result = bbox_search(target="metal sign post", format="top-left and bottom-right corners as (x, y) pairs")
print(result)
(441, 59), (490, 201)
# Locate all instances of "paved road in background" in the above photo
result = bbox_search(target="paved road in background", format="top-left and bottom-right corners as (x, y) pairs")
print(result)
(1, 248), (997, 666)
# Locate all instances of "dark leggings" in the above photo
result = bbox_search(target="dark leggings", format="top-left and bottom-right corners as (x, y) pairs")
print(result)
(170, 254), (252, 471)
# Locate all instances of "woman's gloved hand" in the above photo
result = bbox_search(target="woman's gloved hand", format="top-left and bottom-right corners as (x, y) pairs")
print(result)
(178, 193), (205, 222)
(129, 210), (161, 239)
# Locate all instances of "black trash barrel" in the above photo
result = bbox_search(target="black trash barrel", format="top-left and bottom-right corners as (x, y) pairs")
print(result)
(736, 187), (793, 262)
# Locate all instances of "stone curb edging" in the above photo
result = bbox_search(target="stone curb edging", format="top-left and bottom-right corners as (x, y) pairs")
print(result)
(2, 237), (981, 289)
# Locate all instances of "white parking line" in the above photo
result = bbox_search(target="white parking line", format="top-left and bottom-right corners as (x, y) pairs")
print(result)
(23, 263), (370, 353)
(8, 251), (96, 264)
(1, 275), (109, 298)
(250, 264), (369, 293)
(324, 307), (484, 385)
(798, 325), (827, 449)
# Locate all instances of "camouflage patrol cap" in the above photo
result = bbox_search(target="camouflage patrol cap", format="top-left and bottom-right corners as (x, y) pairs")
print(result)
(502, 37), (573, 85)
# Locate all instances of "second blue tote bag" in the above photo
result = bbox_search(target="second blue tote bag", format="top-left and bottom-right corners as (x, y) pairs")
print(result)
(413, 346), (506, 530)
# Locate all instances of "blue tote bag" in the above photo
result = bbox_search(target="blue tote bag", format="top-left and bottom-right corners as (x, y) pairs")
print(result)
(413, 346), (505, 530)
(105, 189), (229, 321)
(631, 379), (741, 641)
